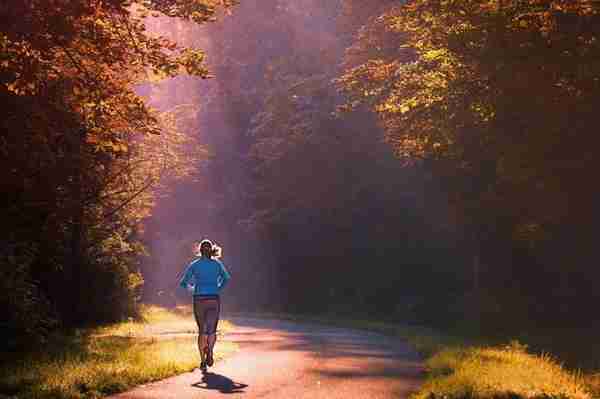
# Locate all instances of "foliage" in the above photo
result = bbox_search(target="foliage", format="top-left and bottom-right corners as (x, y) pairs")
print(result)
(338, 0), (600, 326)
(340, 0), (600, 230)
(138, 0), (466, 316)
(0, 241), (57, 349)
(0, 0), (235, 344)
(140, 0), (600, 355)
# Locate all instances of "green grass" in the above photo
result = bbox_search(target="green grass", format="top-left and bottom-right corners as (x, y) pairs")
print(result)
(232, 312), (596, 399)
(0, 305), (237, 399)
(416, 343), (590, 399)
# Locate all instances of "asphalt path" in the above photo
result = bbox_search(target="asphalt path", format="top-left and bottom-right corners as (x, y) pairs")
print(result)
(110, 317), (424, 399)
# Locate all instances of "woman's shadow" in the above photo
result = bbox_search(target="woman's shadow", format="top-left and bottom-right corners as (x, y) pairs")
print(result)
(191, 371), (248, 394)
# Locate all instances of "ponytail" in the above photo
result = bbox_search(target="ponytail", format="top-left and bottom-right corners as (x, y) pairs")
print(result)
(211, 243), (222, 259)
(198, 239), (222, 259)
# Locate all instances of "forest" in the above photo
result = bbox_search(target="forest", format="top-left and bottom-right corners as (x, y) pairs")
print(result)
(2, 0), (600, 372)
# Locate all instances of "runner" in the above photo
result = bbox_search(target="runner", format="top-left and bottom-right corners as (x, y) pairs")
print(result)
(179, 239), (231, 372)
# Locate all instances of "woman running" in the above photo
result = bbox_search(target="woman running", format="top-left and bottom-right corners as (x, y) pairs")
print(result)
(179, 239), (231, 372)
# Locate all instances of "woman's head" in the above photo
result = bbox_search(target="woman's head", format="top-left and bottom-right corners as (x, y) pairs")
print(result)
(197, 239), (222, 259)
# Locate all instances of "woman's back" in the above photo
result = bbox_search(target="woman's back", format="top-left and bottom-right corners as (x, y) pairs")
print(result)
(192, 258), (221, 291)
(180, 256), (230, 296)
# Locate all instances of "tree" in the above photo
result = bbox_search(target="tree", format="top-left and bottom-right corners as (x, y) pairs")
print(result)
(0, 0), (236, 344)
(338, 0), (600, 327)
(153, 0), (462, 317)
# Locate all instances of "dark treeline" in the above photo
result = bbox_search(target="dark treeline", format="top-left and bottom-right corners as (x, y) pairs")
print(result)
(4, 0), (600, 354)
(142, 0), (464, 322)
(0, 0), (234, 350)
(146, 0), (600, 337)
(338, 0), (600, 331)
(207, 0), (467, 321)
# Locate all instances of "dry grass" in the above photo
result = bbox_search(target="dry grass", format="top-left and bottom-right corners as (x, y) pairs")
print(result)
(0, 305), (237, 399)
(415, 342), (591, 399)
(584, 373), (600, 397)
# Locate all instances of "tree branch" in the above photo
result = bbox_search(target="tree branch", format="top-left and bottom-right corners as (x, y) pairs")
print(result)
(102, 177), (156, 220)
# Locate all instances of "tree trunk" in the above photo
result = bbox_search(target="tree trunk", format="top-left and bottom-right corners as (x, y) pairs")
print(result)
(68, 127), (86, 324)
(470, 225), (483, 334)
(473, 252), (480, 294)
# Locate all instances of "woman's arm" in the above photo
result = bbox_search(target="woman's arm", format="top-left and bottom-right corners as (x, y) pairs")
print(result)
(179, 262), (195, 291)
(217, 260), (231, 290)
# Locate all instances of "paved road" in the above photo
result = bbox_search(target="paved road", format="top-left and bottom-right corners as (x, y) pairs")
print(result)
(110, 317), (424, 399)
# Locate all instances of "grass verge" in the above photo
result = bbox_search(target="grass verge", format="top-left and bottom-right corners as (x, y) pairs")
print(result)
(416, 343), (590, 399)
(231, 312), (596, 399)
(0, 305), (237, 399)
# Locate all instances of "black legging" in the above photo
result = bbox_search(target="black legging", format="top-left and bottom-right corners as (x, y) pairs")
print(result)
(193, 295), (220, 334)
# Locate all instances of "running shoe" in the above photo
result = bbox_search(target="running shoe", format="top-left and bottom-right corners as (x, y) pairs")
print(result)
(204, 348), (214, 367)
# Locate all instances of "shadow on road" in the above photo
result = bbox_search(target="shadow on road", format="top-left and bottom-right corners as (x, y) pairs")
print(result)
(227, 317), (424, 384)
(191, 372), (248, 394)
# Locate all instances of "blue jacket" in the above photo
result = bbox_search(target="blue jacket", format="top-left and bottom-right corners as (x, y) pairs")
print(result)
(179, 257), (231, 296)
